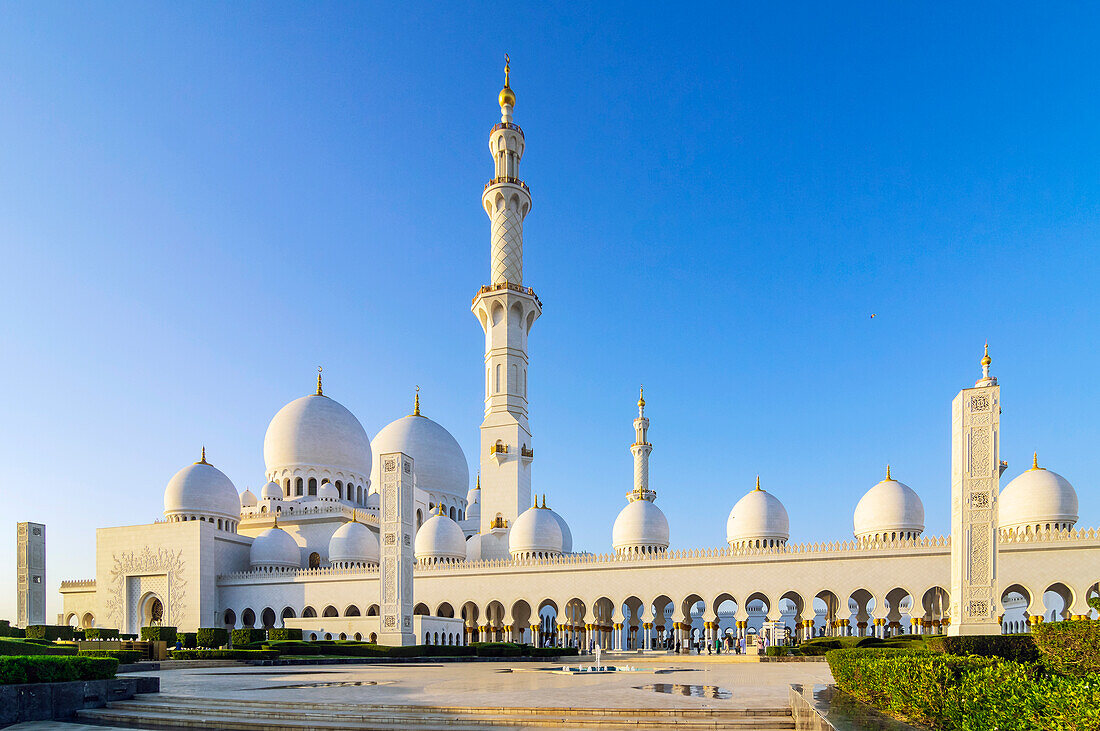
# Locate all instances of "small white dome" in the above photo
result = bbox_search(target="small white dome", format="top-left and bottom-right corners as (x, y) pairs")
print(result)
(260, 481), (282, 501)
(328, 520), (379, 565)
(415, 509), (467, 563)
(465, 532), (484, 561)
(1000, 456), (1078, 533)
(264, 392), (372, 478)
(509, 505), (564, 558)
(240, 488), (257, 508)
(853, 468), (925, 541)
(465, 481), (481, 506)
(464, 491), (481, 523)
(164, 454), (240, 522)
(369, 410), (469, 503)
(364, 492), (380, 510)
(318, 481), (340, 500)
(612, 498), (670, 554)
(249, 526), (301, 570)
(726, 479), (789, 547)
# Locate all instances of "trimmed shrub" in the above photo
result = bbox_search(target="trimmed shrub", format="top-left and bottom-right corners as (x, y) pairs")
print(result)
(1033, 620), (1100, 677)
(120, 634), (137, 640)
(168, 649), (279, 661)
(140, 626), (177, 642)
(0, 638), (77, 656)
(470, 642), (523, 657)
(84, 628), (120, 640)
(231, 629), (266, 647)
(925, 633), (1038, 662)
(196, 628), (229, 649)
(826, 647), (1100, 730)
(25, 625), (75, 642)
(79, 649), (143, 665)
(267, 628), (303, 641)
(175, 632), (197, 649)
(0, 655), (117, 684)
(533, 646), (578, 657)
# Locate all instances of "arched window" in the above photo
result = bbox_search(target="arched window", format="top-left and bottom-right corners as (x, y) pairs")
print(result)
(308, 478), (317, 496)
(357, 485), (363, 504)
(295, 477), (304, 497)
(284, 478), (291, 497)
(309, 552), (320, 569)
(335, 480), (343, 499)
(302, 606), (317, 618)
(449, 506), (456, 520)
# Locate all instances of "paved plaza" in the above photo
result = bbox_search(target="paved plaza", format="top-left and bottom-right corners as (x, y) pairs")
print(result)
(9, 658), (835, 729)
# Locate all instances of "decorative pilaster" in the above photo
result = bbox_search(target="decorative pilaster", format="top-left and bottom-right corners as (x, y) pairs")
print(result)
(378, 451), (415, 646)
(949, 344), (1002, 636)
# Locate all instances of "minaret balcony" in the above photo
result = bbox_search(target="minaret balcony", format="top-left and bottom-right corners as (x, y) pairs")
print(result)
(483, 176), (530, 195)
(521, 445), (534, 462)
(490, 441), (509, 464)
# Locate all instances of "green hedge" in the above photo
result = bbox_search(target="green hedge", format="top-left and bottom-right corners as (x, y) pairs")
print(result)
(140, 626), (177, 642)
(196, 628), (229, 649)
(168, 649), (279, 661)
(25, 625), (75, 642)
(470, 642), (523, 657)
(827, 647), (1100, 730)
(925, 633), (1038, 662)
(0, 638), (77, 656)
(0, 656), (118, 684)
(266, 628), (302, 641)
(1033, 620), (1100, 676)
(231, 629), (266, 647)
(175, 632), (197, 649)
(79, 649), (143, 665)
(84, 628), (120, 640)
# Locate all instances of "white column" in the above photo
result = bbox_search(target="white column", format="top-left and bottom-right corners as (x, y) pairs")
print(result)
(379, 452), (415, 646)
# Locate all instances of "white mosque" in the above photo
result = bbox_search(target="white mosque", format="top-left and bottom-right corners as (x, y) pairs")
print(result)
(60, 63), (1099, 650)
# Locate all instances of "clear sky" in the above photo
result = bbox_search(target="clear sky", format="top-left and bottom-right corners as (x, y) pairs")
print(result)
(1, 3), (1097, 622)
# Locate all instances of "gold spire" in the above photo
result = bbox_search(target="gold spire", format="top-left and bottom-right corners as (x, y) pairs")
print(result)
(754, 475), (761, 492)
(196, 446), (208, 465)
(981, 342), (992, 367)
(475, 474), (480, 490)
(1030, 452), (1045, 471)
(316, 366), (323, 396)
(638, 385), (645, 409)
(541, 494), (547, 509)
(351, 509), (357, 524)
(886, 464), (892, 481)
(499, 53), (516, 109)
(413, 385), (421, 416)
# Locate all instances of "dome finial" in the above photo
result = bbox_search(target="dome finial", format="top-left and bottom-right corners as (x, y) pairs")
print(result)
(754, 475), (762, 492)
(638, 385), (645, 415)
(541, 493), (547, 509)
(413, 385), (421, 416)
(316, 366), (323, 396)
(498, 53), (516, 111)
(196, 446), (208, 465)
(475, 474), (480, 490)
(886, 464), (892, 481)
(1030, 451), (1044, 471)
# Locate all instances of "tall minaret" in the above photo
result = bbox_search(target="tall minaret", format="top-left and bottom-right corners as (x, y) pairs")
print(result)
(948, 343), (1002, 636)
(629, 387), (655, 502)
(472, 56), (541, 548)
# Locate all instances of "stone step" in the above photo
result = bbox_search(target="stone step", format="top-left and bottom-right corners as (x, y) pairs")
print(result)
(77, 697), (795, 730)
(138, 694), (792, 719)
(76, 707), (795, 731)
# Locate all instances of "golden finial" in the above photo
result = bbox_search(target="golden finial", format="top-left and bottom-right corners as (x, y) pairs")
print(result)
(886, 464), (892, 481)
(1030, 452), (1044, 471)
(351, 509), (357, 524)
(413, 386), (421, 416)
(273, 512), (278, 529)
(196, 446), (208, 465)
(638, 385), (645, 408)
(316, 366), (323, 396)
(981, 342), (991, 367)
(499, 53), (516, 109)
(754, 475), (761, 492)
(475, 474), (480, 490)
(541, 494), (547, 509)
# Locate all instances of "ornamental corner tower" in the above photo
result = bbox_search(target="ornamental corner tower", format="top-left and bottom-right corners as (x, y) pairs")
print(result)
(472, 56), (541, 550)
(948, 343), (1003, 636)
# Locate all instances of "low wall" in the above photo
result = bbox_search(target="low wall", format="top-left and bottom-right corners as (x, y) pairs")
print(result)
(0, 676), (159, 727)
(789, 684), (925, 731)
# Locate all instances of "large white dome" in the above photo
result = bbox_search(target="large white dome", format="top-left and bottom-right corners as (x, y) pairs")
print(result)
(328, 520), (379, 565)
(264, 393), (372, 479)
(853, 468), (925, 541)
(612, 498), (669, 554)
(509, 505), (563, 558)
(1000, 455), (1078, 533)
(163, 454), (240, 523)
(726, 479), (789, 547)
(369, 410), (469, 503)
(415, 509), (467, 563)
(546, 505), (572, 554)
(249, 526), (301, 570)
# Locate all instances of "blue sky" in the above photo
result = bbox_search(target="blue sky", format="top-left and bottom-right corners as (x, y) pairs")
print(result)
(1, 3), (1097, 621)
